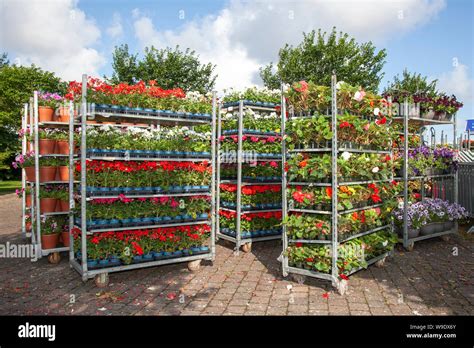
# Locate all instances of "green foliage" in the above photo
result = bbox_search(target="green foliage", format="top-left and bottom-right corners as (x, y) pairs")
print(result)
(260, 28), (386, 91)
(0, 56), (66, 178)
(109, 44), (217, 93)
(383, 68), (437, 97)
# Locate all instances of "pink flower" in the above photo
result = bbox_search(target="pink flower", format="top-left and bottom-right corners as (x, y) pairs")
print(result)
(251, 136), (259, 143)
(267, 136), (276, 143)
(242, 135), (247, 141)
(363, 123), (370, 131)
(218, 136), (225, 142)
(269, 161), (278, 168)
(170, 199), (179, 208)
(353, 90), (366, 102)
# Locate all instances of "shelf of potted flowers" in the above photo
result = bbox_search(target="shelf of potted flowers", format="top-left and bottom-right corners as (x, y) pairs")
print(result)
(281, 76), (399, 295)
(387, 88), (461, 250)
(69, 74), (216, 287)
(216, 88), (283, 254)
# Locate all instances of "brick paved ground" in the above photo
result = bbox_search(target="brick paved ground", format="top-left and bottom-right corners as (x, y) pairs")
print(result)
(0, 193), (472, 315)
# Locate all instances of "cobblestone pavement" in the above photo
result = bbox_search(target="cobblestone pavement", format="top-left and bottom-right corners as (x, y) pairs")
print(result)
(0, 193), (472, 316)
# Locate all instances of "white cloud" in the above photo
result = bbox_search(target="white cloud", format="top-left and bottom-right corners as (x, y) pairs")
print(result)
(0, 0), (105, 81)
(437, 64), (474, 102)
(132, 0), (446, 90)
(106, 13), (123, 39)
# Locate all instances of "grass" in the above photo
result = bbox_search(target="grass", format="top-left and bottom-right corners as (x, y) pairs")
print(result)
(0, 180), (21, 195)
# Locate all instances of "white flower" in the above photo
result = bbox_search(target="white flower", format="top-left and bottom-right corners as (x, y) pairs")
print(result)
(373, 107), (380, 116)
(341, 151), (352, 161)
(382, 240), (388, 247)
(353, 90), (365, 102)
(372, 167), (379, 173)
(336, 81), (345, 90)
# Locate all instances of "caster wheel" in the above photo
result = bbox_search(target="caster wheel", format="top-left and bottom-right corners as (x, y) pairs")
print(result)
(292, 274), (305, 284)
(441, 235), (450, 242)
(94, 273), (109, 288)
(48, 252), (61, 264)
(375, 257), (386, 268)
(336, 279), (349, 296)
(241, 243), (252, 253)
(405, 242), (414, 252)
(187, 260), (201, 272)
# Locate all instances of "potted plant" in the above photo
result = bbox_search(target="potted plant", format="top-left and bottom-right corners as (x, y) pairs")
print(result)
(55, 185), (69, 212)
(57, 102), (75, 123)
(39, 185), (57, 213)
(40, 216), (60, 249)
(38, 92), (62, 122)
(57, 158), (69, 181)
(12, 151), (35, 182)
(54, 130), (70, 155)
(39, 157), (58, 182)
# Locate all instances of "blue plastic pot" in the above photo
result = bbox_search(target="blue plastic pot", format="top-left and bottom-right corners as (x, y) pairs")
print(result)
(132, 255), (143, 263)
(120, 218), (132, 226)
(172, 250), (183, 257)
(192, 185), (201, 191)
(162, 251), (173, 258)
(182, 214), (192, 221)
(99, 259), (110, 267)
(109, 256), (120, 265)
(143, 253), (153, 261)
(142, 217), (154, 225)
(87, 259), (98, 268)
(199, 246), (209, 252)
(181, 249), (190, 255)
(153, 186), (163, 193)
(122, 187), (133, 194)
(198, 213), (208, 219)
(190, 247), (201, 253)
(152, 251), (164, 260)
(153, 217), (163, 224)
(162, 216), (172, 223)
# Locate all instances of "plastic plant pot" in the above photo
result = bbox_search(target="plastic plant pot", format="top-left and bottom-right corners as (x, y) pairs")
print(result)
(109, 219), (120, 228)
(162, 251), (173, 259)
(153, 251), (164, 260)
(181, 249), (190, 255)
(191, 247), (201, 254)
(152, 217), (163, 224)
(87, 260), (98, 269)
(111, 187), (122, 195)
(131, 218), (142, 226)
(172, 250), (183, 257)
(99, 259), (110, 268)
(132, 255), (143, 263)
(199, 213), (208, 220)
(183, 185), (192, 192)
(153, 187), (163, 194)
(98, 187), (110, 196)
(141, 217), (154, 226)
(143, 253), (153, 261)
(162, 216), (172, 223)
(182, 214), (192, 221)
(192, 185), (201, 191)
(164, 151), (173, 157)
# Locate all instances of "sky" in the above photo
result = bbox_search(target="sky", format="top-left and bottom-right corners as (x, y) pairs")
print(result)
(0, 0), (473, 140)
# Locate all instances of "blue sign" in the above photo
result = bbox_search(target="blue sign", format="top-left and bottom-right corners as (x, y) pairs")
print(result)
(467, 120), (474, 131)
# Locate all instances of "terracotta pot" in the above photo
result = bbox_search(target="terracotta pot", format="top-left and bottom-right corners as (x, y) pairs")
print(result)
(57, 106), (71, 123)
(38, 106), (54, 122)
(61, 231), (70, 247)
(58, 199), (69, 212)
(58, 166), (69, 181)
(24, 166), (35, 182)
(39, 166), (57, 182)
(25, 194), (32, 208)
(39, 139), (56, 155)
(56, 140), (69, 155)
(40, 198), (57, 213)
(41, 234), (59, 250)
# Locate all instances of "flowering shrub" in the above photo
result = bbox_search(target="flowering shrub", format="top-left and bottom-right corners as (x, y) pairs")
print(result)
(78, 160), (211, 189)
(392, 198), (469, 229)
(219, 209), (282, 232)
(12, 151), (35, 169)
(85, 195), (210, 221)
(73, 224), (211, 263)
(287, 152), (393, 182)
(220, 184), (281, 208)
(221, 110), (281, 133)
(286, 230), (397, 273)
(67, 77), (212, 114)
(86, 125), (211, 154)
(219, 135), (281, 154)
(38, 92), (63, 108)
(220, 161), (281, 180)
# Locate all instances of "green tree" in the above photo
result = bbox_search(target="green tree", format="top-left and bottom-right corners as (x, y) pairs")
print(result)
(109, 44), (139, 85)
(260, 28), (387, 91)
(383, 69), (437, 96)
(0, 57), (66, 178)
(109, 45), (217, 93)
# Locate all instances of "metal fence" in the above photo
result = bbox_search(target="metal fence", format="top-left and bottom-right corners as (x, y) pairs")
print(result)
(458, 163), (474, 217)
